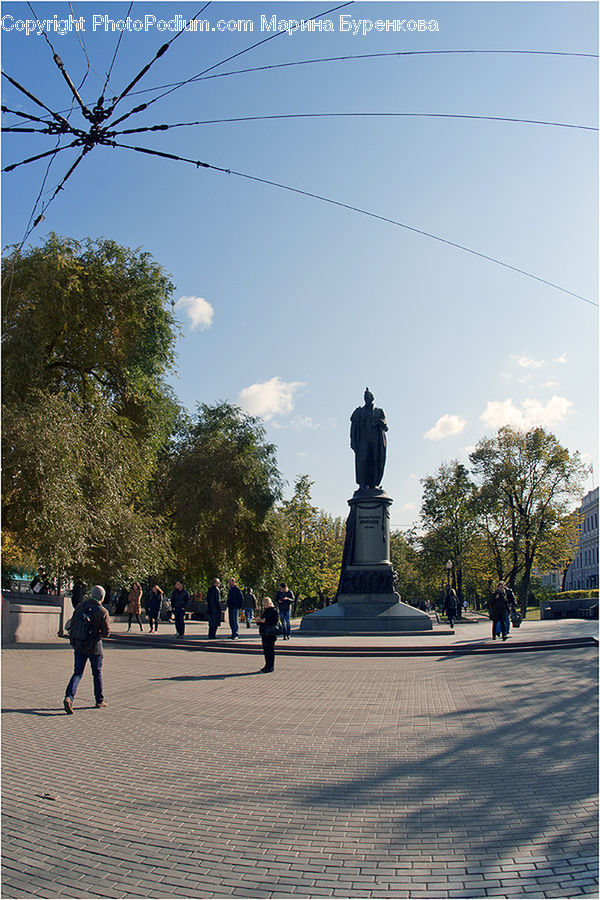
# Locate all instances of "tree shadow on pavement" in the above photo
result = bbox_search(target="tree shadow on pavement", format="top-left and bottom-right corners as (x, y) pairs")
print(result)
(290, 651), (598, 866)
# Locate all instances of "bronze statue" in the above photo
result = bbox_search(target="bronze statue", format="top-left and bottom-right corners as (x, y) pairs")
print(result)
(350, 388), (388, 489)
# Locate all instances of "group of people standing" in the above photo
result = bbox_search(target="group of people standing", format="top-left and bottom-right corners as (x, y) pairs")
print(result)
(62, 576), (295, 711)
(443, 582), (520, 640)
(489, 581), (519, 640)
(123, 577), (295, 658)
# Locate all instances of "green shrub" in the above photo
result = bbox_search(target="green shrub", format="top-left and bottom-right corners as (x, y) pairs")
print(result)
(556, 589), (598, 600)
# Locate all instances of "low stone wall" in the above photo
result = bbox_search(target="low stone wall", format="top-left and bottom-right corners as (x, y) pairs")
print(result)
(540, 598), (598, 620)
(2, 591), (66, 645)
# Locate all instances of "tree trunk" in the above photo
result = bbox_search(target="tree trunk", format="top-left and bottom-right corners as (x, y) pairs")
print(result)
(456, 567), (463, 605)
(520, 558), (533, 618)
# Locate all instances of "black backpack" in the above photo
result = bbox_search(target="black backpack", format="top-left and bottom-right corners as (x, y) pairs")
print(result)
(69, 603), (99, 652)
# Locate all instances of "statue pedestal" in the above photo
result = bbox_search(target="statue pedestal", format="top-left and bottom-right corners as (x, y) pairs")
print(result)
(299, 490), (432, 634)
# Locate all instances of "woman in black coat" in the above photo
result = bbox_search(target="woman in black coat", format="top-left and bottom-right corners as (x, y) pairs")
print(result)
(147, 585), (164, 633)
(255, 597), (279, 673)
(489, 582), (509, 641)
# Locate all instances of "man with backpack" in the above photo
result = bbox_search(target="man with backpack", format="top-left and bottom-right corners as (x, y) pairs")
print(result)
(64, 585), (110, 714)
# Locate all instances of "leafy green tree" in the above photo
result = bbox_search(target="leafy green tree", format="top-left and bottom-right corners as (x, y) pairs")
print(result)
(277, 475), (344, 607)
(1, 234), (181, 585)
(530, 510), (581, 592)
(159, 402), (283, 586)
(419, 461), (478, 603)
(470, 426), (586, 614)
(278, 475), (320, 603)
(390, 529), (431, 604)
(311, 510), (345, 602)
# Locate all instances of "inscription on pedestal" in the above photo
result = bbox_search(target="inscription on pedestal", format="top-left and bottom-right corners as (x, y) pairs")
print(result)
(353, 500), (390, 566)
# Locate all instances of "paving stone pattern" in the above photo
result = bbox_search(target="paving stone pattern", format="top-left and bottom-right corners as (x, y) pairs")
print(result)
(2, 642), (598, 899)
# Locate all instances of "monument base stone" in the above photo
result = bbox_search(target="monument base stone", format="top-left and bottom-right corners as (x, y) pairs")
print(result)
(298, 594), (432, 634)
(300, 489), (433, 635)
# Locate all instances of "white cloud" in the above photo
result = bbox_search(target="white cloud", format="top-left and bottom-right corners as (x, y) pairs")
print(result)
(290, 415), (320, 430)
(175, 295), (214, 330)
(401, 502), (417, 511)
(542, 380), (558, 388)
(237, 376), (305, 421)
(514, 353), (544, 369)
(480, 395), (573, 431)
(424, 414), (467, 441)
(554, 353), (568, 365)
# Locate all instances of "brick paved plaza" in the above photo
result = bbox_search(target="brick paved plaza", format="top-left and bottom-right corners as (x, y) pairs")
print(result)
(2, 627), (598, 899)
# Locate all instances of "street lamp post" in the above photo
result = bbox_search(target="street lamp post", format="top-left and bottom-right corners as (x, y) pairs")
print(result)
(446, 559), (453, 591)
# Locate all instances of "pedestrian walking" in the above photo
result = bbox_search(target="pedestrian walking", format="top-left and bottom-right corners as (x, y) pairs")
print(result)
(490, 581), (509, 640)
(63, 585), (110, 713)
(255, 597), (279, 673)
(206, 578), (222, 639)
(127, 581), (144, 632)
(147, 585), (164, 633)
(443, 588), (458, 628)
(227, 577), (244, 639)
(242, 587), (257, 627)
(171, 580), (190, 637)
(275, 582), (295, 639)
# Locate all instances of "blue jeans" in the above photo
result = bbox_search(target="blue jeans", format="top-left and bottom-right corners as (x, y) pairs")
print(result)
(495, 614), (510, 636)
(65, 650), (104, 703)
(244, 608), (254, 627)
(279, 608), (291, 637)
(228, 607), (240, 638)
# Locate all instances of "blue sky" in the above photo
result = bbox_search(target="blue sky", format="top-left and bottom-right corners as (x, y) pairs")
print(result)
(2, 1), (598, 526)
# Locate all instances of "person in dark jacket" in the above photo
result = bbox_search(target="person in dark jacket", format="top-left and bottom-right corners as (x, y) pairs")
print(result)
(171, 580), (190, 637)
(275, 582), (295, 639)
(443, 588), (458, 628)
(147, 585), (164, 633)
(489, 582), (509, 640)
(255, 597), (279, 673)
(71, 577), (86, 610)
(64, 585), (110, 713)
(242, 587), (257, 628)
(227, 577), (244, 639)
(206, 578), (222, 639)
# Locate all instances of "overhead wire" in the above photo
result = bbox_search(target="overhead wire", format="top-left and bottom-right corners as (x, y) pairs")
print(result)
(111, 111), (598, 135)
(108, 140), (598, 308)
(21, 137), (67, 240)
(1, 70), (79, 134)
(2, 106), (54, 126)
(2, 132), (73, 290)
(26, 1), (92, 119)
(41, 48), (600, 118)
(2, 126), (50, 134)
(1, 14), (595, 308)
(68, 1), (103, 91)
(2, 141), (81, 172)
(106, 1), (354, 128)
(113, 48), (599, 100)
(100, 1), (133, 97)
(106, 1), (212, 117)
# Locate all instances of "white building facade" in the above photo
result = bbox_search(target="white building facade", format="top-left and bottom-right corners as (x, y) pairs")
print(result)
(564, 487), (599, 591)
